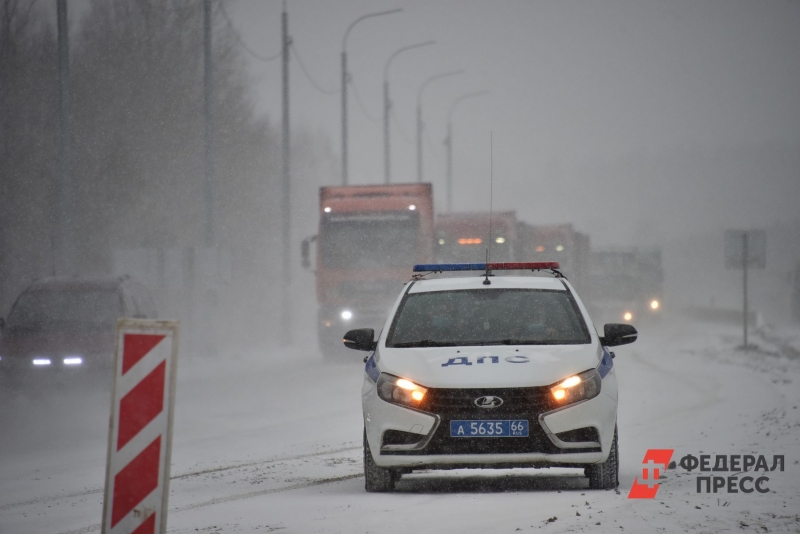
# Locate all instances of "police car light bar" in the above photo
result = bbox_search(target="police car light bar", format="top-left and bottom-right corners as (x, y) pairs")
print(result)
(413, 262), (560, 272)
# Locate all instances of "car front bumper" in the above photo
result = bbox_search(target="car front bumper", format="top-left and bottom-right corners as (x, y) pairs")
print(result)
(362, 373), (618, 469)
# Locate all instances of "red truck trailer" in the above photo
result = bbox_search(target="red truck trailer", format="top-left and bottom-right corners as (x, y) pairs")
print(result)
(302, 183), (434, 356)
(434, 211), (517, 264)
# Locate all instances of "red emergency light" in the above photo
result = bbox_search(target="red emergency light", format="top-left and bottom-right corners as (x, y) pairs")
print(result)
(488, 262), (560, 270)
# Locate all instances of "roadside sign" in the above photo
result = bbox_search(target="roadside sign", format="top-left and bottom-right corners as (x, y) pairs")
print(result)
(102, 319), (179, 534)
(724, 229), (765, 348)
(725, 229), (766, 269)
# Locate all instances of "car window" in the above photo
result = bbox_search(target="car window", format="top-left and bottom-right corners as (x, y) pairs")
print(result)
(387, 288), (591, 347)
(7, 289), (122, 329)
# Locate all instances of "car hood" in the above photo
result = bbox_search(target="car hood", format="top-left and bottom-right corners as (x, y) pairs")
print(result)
(375, 342), (602, 389)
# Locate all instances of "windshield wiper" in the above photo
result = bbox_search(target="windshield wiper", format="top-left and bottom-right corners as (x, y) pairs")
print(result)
(391, 340), (457, 348)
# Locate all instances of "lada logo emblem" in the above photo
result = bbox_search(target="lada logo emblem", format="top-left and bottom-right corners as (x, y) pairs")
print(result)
(474, 395), (503, 409)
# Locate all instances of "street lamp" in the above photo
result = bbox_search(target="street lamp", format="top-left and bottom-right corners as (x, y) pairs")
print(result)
(416, 70), (464, 183)
(383, 41), (435, 184)
(445, 90), (489, 212)
(341, 8), (402, 185)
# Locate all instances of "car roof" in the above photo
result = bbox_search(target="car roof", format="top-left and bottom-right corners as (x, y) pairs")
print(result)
(408, 275), (567, 294)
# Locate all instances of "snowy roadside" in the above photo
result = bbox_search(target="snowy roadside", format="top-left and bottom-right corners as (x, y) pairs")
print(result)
(2, 317), (799, 534)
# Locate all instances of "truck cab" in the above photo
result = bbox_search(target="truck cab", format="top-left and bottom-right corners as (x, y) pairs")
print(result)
(303, 183), (434, 357)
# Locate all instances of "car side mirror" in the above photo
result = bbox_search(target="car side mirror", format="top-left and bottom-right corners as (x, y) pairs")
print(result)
(343, 328), (376, 351)
(602, 323), (638, 347)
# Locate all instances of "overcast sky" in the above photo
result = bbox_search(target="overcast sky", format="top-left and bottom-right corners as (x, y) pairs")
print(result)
(223, 1), (799, 244)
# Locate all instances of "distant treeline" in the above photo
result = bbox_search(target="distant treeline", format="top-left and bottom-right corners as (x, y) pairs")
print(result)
(0, 0), (335, 345)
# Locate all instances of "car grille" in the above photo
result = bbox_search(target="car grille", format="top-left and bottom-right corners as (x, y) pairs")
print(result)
(384, 386), (602, 456)
(419, 386), (557, 416)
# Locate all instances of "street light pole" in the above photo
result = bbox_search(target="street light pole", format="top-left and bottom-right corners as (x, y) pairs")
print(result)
(445, 90), (489, 212)
(57, 0), (72, 274)
(203, 0), (214, 247)
(416, 70), (463, 183)
(341, 8), (402, 185)
(280, 1), (292, 346)
(383, 41), (435, 184)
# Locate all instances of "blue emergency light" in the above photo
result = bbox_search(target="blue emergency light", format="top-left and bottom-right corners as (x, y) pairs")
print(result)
(413, 262), (560, 272)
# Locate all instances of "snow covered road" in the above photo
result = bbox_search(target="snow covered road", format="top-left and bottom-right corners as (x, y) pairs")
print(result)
(2, 317), (798, 533)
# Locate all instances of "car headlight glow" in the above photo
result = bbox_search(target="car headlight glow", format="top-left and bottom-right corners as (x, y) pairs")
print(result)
(377, 373), (427, 406)
(551, 369), (601, 404)
(650, 300), (660, 310)
(33, 358), (51, 366)
(341, 310), (353, 320)
(63, 357), (83, 365)
(623, 311), (633, 322)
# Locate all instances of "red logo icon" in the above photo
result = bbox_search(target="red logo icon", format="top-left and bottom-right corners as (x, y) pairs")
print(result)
(628, 449), (674, 499)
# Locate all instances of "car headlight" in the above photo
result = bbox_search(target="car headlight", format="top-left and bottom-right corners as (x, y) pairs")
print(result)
(341, 310), (353, 320)
(650, 299), (660, 310)
(377, 373), (427, 407)
(550, 368), (601, 405)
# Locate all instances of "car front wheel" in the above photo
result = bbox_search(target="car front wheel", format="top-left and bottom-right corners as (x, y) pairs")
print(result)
(364, 429), (399, 492)
(586, 425), (618, 490)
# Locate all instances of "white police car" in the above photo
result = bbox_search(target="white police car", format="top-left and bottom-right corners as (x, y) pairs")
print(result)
(343, 262), (637, 492)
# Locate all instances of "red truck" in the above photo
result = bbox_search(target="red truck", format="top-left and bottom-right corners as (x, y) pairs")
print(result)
(302, 183), (434, 356)
(434, 211), (517, 264)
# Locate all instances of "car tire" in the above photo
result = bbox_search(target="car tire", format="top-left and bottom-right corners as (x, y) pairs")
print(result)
(586, 425), (618, 490)
(364, 429), (398, 492)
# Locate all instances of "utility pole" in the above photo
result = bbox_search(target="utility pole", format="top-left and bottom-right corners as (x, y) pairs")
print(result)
(383, 79), (390, 183)
(57, 0), (72, 274)
(416, 70), (463, 183)
(445, 122), (452, 212)
(203, 0), (214, 247)
(742, 231), (749, 348)
(280, 1), (292, 346)
(341, 49), (348, 185)
(341, 9), (402, 185)
(382, 40), (435, 185)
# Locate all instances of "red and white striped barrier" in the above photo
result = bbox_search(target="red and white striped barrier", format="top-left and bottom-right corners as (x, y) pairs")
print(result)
(102, 319), (179, 534)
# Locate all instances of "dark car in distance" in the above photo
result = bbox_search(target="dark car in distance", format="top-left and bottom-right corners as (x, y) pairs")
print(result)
(0, 276), (157, 381)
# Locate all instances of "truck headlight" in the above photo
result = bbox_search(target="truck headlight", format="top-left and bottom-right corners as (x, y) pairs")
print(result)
(377, 373), (427, 407)
(551, 369), (601, 405)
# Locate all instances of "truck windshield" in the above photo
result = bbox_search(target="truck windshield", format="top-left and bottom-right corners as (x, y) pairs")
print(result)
(8, 289), (121, 330)
(387, 288), (591, 347)
(321, 212), (419, 269)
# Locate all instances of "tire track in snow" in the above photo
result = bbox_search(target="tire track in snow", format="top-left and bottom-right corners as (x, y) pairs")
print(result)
(0, 445), (360, 512)
(57, 473), (364, 534)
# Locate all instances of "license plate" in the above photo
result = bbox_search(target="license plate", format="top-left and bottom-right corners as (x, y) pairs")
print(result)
(450, 420), (529, 438)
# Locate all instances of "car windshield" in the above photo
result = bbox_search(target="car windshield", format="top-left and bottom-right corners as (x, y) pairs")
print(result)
(387, 288), (591, 347)
(7, 289), (122, 330)
(320, 212), (419, 269)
